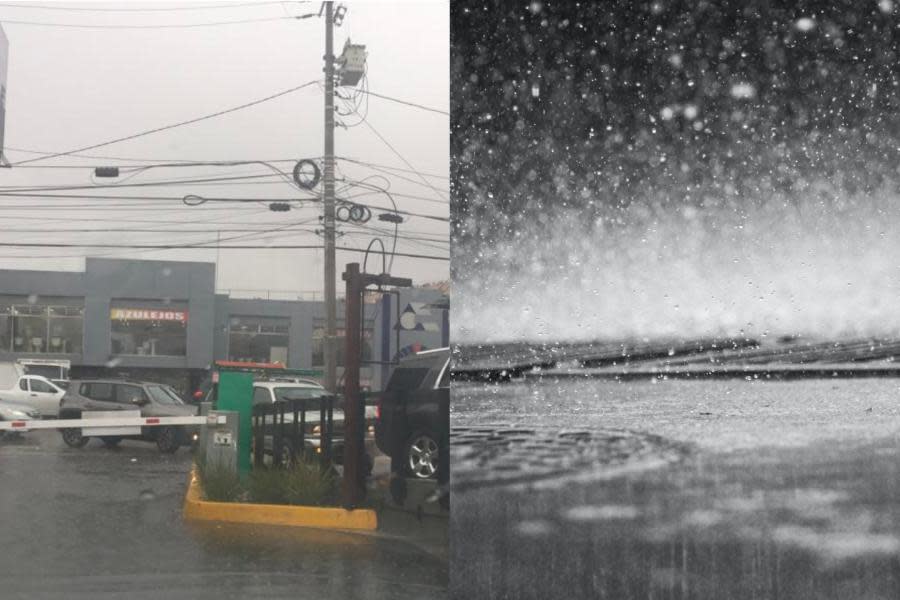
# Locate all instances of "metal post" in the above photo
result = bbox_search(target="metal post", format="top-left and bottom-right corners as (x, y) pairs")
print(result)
(323, 1), (338, 394)
(341, 262), (364, 507)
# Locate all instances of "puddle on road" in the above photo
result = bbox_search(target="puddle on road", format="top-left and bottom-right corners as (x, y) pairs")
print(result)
(452, 438), (900, 599)
(451, 425), (687, 492)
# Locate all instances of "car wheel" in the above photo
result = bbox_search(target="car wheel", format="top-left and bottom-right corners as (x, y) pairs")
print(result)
(405, 431), (439, 479)
(156, 427), (180, 454)
(101, 436), (122, 449)
(61, 428), (89, 448)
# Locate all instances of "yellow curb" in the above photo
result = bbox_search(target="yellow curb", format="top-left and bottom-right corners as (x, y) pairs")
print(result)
(183, 471), (378, 532)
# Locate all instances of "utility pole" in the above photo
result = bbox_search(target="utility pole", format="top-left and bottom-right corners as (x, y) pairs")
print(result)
(322, 1), (337, 393)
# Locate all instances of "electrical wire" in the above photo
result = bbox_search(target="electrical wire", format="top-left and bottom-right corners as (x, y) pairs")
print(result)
(338, 157), (448, 179)
(336, 173), (400, 270)
(0, 241), (449, 260)
(0, 191), (451, 222)
(357, 117), (449, 203)
(338, 159), (449, 194)
(11, 80), (320, 166)
(0, 15), (315, 29)
(0, 173), (318, 194)
(5, 147), (448, 180)
(354, 88), (449, 116)
(0, 2), (309, 12)
(4, 146), (322, 166)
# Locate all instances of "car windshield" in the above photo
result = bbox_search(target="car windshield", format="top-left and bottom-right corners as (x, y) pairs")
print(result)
(146, 385), (182, 405)
(274, 386), (325, 409)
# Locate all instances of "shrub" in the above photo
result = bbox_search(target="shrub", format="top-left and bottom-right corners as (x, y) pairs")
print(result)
(283, 458), (338, 507)
(195, 454), (243, 502)
(248, 466), (290, 505)
(248, 459), (337, 507)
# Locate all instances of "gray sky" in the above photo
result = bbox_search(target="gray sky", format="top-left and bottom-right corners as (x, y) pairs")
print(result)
(0, 0), (448, 299)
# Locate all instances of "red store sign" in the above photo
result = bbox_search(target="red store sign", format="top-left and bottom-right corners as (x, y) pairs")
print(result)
(110, 308), (188, 322)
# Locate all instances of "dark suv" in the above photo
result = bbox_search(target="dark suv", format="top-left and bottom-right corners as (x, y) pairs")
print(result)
(375, 348), (450, 481)
(58, 379), (198, 453)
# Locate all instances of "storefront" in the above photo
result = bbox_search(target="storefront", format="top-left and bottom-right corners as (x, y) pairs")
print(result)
(0, 257), (449, 393)
(110, 306), (188, 357)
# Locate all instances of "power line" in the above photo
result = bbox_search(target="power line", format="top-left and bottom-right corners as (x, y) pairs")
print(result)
(11, 80), (320, 166)
(0, 15), (316, 29)
(357, 118), (449, 203)
(0, 1), (308, 11)
(0, 241), (449, 261)
(0, 191), (451, 222)
(355, 89), (449, 116)
(0, 171), (447, 203)
(0, 172), (312, 193)
(4, 147), (449, 180)
(339, 160), (450, 192)
(4, 146), (317, 165)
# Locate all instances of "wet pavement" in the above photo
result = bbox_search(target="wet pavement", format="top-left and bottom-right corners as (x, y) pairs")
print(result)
(451, 377), (900, 599)
(0, 431), (447, 599)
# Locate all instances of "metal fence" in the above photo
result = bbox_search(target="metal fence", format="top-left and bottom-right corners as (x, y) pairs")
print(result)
(251, 396), (336, 468)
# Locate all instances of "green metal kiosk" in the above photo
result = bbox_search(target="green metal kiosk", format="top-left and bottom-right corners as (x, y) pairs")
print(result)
(211, 361), (324, 476)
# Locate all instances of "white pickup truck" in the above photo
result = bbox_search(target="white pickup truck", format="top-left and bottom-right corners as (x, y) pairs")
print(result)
(0, 362), (64, 418)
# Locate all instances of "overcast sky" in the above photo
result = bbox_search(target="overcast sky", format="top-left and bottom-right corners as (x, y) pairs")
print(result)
(0, 0), (448, 299)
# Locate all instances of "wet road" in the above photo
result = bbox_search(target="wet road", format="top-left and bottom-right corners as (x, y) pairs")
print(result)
(0, 431), (447, 599)
(451, 378), (900, 599)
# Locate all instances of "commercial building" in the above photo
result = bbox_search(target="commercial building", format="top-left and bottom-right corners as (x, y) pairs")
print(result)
(0, 258), (448, 395)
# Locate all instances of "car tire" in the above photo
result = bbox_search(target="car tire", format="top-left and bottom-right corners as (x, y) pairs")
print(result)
(101, 436), (122, 448)
(61, 428), (89, 449)
(404, 430), (440, 479)
(156, 427), (180, 454)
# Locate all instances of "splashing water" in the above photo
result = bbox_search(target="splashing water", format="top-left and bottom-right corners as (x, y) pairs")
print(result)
(454, 186), (900, 343)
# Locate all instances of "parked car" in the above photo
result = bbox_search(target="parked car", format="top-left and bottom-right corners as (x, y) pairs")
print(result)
(0, 361), (65, 417)
(375, 347), (450, 480)
(58, 379), (198, 453)
(0, 399), (39, 439)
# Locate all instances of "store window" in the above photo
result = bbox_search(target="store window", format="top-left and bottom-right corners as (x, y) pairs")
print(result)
(228, 316), (289, 364)
(311, 320), (374, 367)
(0, 299), (83, 354)
(110, 306), (187, 357)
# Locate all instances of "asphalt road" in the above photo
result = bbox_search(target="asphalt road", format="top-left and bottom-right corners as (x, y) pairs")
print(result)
(451, 377), (900, 600)
(0, 430), (447, 600)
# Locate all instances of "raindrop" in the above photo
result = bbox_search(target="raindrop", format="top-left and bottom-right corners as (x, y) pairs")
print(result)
(730, 82), (757, 99)
(794, 17), (816, 32)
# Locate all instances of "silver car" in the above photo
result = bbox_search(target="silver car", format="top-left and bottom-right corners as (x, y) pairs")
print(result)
(0, 400), (38, 438)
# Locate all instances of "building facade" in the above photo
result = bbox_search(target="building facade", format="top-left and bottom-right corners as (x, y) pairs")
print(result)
(0, 258), (448, 395)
